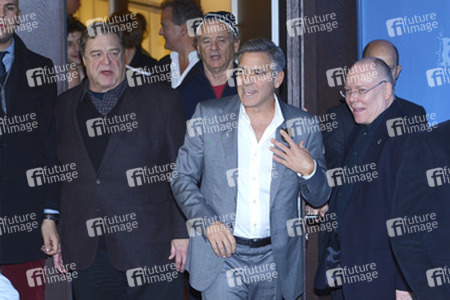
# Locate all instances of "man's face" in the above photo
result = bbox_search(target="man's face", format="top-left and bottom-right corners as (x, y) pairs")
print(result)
(344, 63), (391, 125)
(159, 7), (182, 51)
(67, 31), (82, 65)
(237, 52), (283, 110)
(0, 0), (20, 45)
(82, 34), (125, 93)
(364, 44), (400, 84)
(197, 21), (239, 74)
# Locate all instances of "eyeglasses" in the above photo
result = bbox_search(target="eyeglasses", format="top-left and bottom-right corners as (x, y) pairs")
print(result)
(340, 80), (387, 98)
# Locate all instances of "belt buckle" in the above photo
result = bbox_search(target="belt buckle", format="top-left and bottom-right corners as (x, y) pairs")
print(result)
(250, 238), (262, 247)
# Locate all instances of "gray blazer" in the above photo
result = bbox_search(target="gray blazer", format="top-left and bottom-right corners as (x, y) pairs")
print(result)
(171, 95), (330, 299)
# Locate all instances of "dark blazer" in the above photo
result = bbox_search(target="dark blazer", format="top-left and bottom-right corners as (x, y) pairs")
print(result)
(156, 54), (199, 88)
(177, 61), (238, 119)
(129, 47), (158, 71)
(322, 97), (426, 169)
(391, 120), (450, 300)
(0, 35), (58, 264)
(317, 101), (425, 299)
(55, 80), (188, 271)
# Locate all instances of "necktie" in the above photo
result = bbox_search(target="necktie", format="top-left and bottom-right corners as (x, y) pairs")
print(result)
(0, 51), (8, 113)
(0, 51), (8, 82)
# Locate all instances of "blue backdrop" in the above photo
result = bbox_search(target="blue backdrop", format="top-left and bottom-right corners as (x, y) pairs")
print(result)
(358, 0), (450, 123)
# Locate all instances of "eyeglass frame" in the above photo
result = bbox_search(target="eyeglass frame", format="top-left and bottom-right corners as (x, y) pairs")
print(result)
(340, 80), (387, 99)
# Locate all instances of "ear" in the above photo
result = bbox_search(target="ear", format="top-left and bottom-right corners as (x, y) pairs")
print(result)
(16, 9), (21, 25)
(233, 38), (240, 53)
(394, 64), (402, 81)
(384, 81), (393, 100)
(180, 23), (188, 36)
(274, 70), (285, 89)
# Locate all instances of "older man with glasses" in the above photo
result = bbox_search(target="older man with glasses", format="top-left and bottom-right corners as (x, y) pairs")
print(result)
(316, 57), (417, 300)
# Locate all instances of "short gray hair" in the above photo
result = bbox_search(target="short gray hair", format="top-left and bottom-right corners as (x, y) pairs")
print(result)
(350, 57), (394, 86)
(237, 38), (285, 73)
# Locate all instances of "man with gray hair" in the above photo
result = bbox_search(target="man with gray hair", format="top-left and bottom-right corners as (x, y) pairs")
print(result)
(171, 38), (330, 299)
(178, 11), (240, 118)
(53, 22), (188, 299)
(316, 57), (414, 299)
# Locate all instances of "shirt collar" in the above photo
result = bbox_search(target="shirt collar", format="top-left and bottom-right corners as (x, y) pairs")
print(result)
(170, 50), (198, 63)
(86, 78), (128, 101)
(239, 94), (284, 126)
(2, 38), (15, 73)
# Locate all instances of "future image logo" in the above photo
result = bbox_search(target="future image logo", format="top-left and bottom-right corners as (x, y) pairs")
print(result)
(386, 13), (438, 37)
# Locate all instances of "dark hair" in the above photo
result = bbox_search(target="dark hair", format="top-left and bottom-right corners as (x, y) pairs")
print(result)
(160, 0), (202, 25)
(67, 15), (86, 35)
(238, 38), (286, 73)
(80, 22), (125, 57)
(136, 13), (148, 41)
(109, 10), (145, 49)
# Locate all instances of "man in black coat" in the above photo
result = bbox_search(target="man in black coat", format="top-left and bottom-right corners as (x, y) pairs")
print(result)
(158, 0), (203, 89)
(177, 11), (239, 119)
(390, 120), (450, 300)
(0, 1), (60, 299)
(53, 23), (188, 299)
(316, 58), (422, 299)
(322, 39), (427, 170)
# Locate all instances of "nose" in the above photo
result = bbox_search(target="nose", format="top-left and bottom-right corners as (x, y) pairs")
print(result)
(159, 27), (163, 36)
(101, 53), (111, 65)
(240, 72), (253, 86)
(210, 40), (218, 50)
(346, 93), (358, 104)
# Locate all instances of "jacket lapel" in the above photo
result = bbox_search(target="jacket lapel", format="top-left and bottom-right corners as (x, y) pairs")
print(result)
(96, 85), (140, 174)
(69, 82), (98, 177)
(4, 36), (26, 113)
(220, 96), (240, 204)
(269, 102), (289, 208)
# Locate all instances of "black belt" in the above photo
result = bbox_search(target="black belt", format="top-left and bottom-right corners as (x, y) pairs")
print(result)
(234, 236), (271, 248)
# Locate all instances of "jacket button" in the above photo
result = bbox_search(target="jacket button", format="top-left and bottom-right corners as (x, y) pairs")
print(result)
(96, 178), (101, 184)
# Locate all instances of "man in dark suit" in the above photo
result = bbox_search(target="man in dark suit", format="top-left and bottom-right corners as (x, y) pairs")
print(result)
(316, 58), (421, 299)
(322, 39), (426, 170)
(0, 1), (60, 299)
(158, 0), (203, 89)
(178, 11), (239, 118)
(52, 22), (188, 299)
(172, 38), (330, 300)
(390, 120), (450, 299)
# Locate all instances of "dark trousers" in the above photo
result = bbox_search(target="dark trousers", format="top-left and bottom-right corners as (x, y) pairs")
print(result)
(73, 249), (185, 300)
(1, 259), (46, 300)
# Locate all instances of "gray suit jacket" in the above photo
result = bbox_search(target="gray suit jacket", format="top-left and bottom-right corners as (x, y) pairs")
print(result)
(171, 95), (330, 299)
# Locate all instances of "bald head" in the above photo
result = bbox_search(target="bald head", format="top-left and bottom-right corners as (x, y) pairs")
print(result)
(344, 57), (395, 125)
(363, 39), (401, 84)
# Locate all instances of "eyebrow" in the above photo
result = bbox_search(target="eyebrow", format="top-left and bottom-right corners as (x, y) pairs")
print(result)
(88, 47), (120, 53)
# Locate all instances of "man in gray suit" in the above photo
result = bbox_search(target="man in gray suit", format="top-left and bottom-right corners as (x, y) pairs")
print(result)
(171, 38), (330, 300)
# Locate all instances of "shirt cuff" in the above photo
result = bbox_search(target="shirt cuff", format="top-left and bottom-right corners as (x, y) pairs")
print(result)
(297, 160), (317, 180)
(44, 209), (60, 214)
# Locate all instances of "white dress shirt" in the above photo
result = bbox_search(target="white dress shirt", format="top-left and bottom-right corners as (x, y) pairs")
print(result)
(233, 96), (317, 239)
(0, 273), (19, 300)
(170, 50), (199, 89)
(233, 96), (285, 239)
